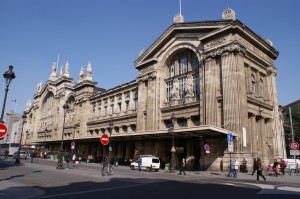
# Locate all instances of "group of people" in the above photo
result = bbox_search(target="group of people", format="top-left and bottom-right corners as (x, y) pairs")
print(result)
(227, 159), (240, 178)
(266, 159), (286, 176)
(226, 157), (266, 182)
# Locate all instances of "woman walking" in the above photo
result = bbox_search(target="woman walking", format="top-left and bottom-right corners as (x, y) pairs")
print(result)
(256, 158), (266, 183)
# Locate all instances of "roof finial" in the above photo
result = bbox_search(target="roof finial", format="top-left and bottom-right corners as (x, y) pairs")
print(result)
(222, 7), (236, 20)
(174, 0), (184, 23)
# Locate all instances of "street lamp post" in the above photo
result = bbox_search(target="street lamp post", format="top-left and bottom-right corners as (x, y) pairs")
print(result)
(170, 113), (176, 173)
(15, 113), (26, 164)
(108, 121), (113, 164)
(56, 102), (69, 169)
(0, 65), (16, 124)
(44, 127), (48, 150)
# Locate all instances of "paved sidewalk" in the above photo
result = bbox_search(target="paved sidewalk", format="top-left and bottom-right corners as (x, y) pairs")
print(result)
(55, 159), (300, 185)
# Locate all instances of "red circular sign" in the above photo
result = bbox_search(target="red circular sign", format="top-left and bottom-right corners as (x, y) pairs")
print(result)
(289, 141), (299, 150)
(100, 134), (109, 145)
(0, 123), (8, 139)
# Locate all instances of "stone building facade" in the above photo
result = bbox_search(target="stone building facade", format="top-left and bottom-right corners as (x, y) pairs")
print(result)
(22, 9), (285, 170)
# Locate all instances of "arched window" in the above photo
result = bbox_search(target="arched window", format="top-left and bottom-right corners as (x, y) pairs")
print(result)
(169, 62), (175, 77)
(166, 50), (200, 101)
(41, 92), (55, 118)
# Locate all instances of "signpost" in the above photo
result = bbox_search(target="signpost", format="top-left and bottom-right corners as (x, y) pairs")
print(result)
(204, 144), (210, 153)
(289, 141), (299, 150)
(71, 141), (75, 149)
(227, 133), (233, 152)
(0, 123), (8, 139)
(100, 134), (109, 145)
(289, 141), (300, 156)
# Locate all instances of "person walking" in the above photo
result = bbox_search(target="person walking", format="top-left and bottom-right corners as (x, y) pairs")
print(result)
(251, 158), (258, 175)
(31, 149), (37, 163)
(4, 149), (9, 159)
(220, 158), (223, 172)
(227, 159), (234, 177)
(256, 158), (266, 183)
(280, 159), (286, 175)
(233, 159), (239, 178)
(137, 158), (142, 172)
(65, 153), (71, 169)
(178, 158), (186, 175)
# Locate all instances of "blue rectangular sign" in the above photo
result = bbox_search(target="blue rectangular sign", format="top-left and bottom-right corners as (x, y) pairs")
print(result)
(227, 133), (233, 143)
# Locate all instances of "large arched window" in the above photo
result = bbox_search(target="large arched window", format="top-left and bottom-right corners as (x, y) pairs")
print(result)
(41, 92), (55, 118)
(165, 50), (200, 102)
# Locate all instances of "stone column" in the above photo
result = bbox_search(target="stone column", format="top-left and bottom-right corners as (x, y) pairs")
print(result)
(136, 80), (146, 132)
(250, 114), (258, 157)
(203, 57), (218, 125)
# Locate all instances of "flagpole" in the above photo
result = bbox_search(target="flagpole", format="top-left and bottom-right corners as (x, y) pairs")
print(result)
(57, 53), (60, 69)
(14, 101), (17, 114)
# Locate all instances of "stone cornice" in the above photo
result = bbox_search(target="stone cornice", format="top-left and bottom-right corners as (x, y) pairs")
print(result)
(137, 71), (157, 84)
(202, 41), (246, 61)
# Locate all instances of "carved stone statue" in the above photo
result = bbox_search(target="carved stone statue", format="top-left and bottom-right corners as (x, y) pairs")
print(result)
(64, 61), (70, 77)
(52, 61), (57, 73)
(60, 65), (64, 76)
(171, 79), (179, 100)
(50, 61), (57, 79)
(86, 61), (92, 81)
(37, 80), (42, 92)
(185, 74), (194, 97)
(77, 66), (84, 83)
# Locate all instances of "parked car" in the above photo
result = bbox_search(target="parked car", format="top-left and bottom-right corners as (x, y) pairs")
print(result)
(130, 155), (160, 171)
(12, 150), (29, 159)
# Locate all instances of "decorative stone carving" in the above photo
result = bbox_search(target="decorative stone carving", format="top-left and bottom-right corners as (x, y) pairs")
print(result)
(185, 74), (194, 97)
(36, 81), (42, 93)
(86, 62), (92, 81)
(64, 61), (70, 77)
(78, 66), (85, 82)
(202, 42), (246, 61)
(137, 71), (157, 83)
(60, 65), (64, 76)
(222, 8), (236, 20)
(50, 61), (57, 79)
(267, 67), (277, 76)
(174, 13), (184, 23)
(171, 78), (179, 100)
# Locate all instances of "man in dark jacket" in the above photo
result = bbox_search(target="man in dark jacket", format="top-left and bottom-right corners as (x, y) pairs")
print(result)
(251, 158), (258, 175)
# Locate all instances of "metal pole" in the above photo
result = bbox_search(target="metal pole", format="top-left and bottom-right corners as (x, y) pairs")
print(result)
(57, 107), (67, 169)
(0, 88), (9, 123)
(289, 107), (297, 175)
(15, 114), (26, 164)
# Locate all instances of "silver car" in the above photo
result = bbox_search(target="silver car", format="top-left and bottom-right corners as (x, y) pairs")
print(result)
(12, 151), (29, 159)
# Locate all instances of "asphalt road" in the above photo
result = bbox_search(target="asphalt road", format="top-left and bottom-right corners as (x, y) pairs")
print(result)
(1, 158), (300, 199)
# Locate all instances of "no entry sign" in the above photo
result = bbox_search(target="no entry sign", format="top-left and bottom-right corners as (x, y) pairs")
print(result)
(0, 123), (8, 139)
(100, 133), (109, 145)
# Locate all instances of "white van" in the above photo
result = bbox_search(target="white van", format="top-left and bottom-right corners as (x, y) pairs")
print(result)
(284, 159), (300, 173)
(130, 155), (160, 172)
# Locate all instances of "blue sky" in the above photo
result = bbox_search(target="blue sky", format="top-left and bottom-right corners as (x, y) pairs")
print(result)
(0, 0), (299, 115)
